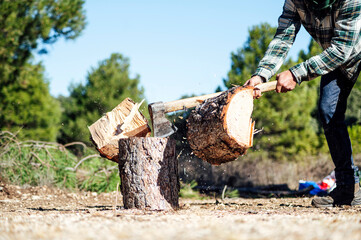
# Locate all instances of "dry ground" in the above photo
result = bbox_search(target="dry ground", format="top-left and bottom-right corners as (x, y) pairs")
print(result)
(1, 185), (361, 240)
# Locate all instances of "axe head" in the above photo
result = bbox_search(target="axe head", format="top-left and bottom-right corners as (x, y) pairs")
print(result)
(148, 102), (178, 138)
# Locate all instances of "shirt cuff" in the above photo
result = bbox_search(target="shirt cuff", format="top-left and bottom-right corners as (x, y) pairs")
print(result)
(289, 63), (309, 84)
(252, 67), (273, 82)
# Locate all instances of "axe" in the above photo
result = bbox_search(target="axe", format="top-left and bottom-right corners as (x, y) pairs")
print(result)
(148, 81), (277, 137)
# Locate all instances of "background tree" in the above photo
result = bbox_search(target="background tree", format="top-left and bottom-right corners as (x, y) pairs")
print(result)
(298, 39), (361, 154)
(224, 23), (276, 88)
(346, 79), (361, 126)
(224, 23), (322, 160)
(0, 61), (61, 141)
(0, 0), (86, 141)
(0, 0), (86, 83)
(59, 53), (146, 145)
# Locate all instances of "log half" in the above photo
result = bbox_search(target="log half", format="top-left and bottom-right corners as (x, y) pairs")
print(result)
(187, 86), (255, 165)
(118, 137), (179, 210)
(88, 98), (151, 163)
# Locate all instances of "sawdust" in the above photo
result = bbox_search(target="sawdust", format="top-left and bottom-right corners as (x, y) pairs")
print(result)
(1, 184), (361, 240)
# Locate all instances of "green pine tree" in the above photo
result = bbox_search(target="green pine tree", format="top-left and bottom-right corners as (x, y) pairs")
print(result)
(224, 23), (276, 88)
(224, 23), (321, 161)
(0, 0), (86, 141)
(0, 0), (86, 83)
(0, 61), (61, 141)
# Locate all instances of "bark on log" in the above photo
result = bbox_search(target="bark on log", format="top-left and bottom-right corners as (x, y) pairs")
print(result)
(88, 98), (151, 163)
(187, 86), (255, 165)
(118, 137), (179, 210)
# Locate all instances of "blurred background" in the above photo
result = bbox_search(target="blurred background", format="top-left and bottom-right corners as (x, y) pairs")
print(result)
(1, 0), (361, 196)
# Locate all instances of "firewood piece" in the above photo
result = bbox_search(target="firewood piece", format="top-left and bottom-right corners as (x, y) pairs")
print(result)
(88, 98), (151, 163)
(119, 137), (179, 210)
(187, 86), (255, 165)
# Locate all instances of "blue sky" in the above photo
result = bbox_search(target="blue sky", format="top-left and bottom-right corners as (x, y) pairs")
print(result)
(37, 0), (310, 103)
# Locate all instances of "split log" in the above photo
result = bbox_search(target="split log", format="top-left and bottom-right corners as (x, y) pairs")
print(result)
(187, 86), (255, 165)
(119, 137), (179, 210)
(88, 98), (151, 163)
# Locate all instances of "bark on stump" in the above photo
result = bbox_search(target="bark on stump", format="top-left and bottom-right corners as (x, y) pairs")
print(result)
(187, 86), (255, 165)
(118, 137), (179, 210)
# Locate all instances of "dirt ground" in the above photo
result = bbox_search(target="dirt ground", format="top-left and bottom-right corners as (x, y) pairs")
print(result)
(1, 184), (361, 240)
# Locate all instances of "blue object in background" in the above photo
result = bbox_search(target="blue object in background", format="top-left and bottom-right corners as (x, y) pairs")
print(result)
(299, 180), (328, 196)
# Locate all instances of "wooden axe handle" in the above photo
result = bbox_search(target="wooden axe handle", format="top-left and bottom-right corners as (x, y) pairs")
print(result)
(255, 81), (277, 92)
(164, 81), (277, 113)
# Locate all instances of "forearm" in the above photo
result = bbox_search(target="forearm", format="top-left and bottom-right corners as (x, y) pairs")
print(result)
(290, 47), (348, 83)
(290, 39), (360, 83)
(254, 35), (296, 81)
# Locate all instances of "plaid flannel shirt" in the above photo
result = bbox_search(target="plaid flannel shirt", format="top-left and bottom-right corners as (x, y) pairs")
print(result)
(254, 0), (361, 83)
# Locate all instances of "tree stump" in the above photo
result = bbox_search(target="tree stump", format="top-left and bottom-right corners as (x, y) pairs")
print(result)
(187, 86), (255, 165)
(118, 137), (179, 210)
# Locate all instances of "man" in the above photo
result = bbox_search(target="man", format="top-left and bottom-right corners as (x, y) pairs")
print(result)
(245, 0), (361, 207)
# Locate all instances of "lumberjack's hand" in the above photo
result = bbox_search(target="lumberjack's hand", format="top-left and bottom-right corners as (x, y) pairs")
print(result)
(276, 70), (297, 93)
(243, 75), (264, 99)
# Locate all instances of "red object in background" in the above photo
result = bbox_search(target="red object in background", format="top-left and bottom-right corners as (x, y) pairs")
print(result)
(318, 181), (330, 190)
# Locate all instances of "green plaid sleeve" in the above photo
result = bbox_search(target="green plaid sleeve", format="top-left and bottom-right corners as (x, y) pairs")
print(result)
(290, 0), (361, 83)
(253, 0), (301, 81)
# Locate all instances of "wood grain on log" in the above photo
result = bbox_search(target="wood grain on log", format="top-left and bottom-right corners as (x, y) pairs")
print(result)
(187, 86), (255, 165)
(88, 98), (151, 163)
(118, 137), (179, 210)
